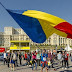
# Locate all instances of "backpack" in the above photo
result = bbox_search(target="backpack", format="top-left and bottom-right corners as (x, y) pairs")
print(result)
(13, 53), (16, 60)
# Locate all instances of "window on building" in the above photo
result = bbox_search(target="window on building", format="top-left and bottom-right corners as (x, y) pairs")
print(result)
(69, 40), (70, 44)
(49, 38), (51, 43)
(26, 38), (29, 40)
(71, 40), (72, 45)
(59, 38), (60, 45)
(63, 38), (64, 44)
(61, 38), (62, 43)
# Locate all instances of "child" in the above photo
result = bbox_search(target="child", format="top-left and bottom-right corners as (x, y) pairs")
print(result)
(47, 58), (51, 68)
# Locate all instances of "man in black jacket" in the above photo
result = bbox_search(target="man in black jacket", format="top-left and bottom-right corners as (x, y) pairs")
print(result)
(19, 52), (22, 65)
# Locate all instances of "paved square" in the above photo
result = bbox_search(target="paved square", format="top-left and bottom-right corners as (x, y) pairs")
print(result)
(0, 59), (72, 72)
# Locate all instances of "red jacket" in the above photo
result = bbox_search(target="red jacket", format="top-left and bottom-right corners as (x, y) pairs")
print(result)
(65, 54), (68, 60)
(25, 54), (27, 59)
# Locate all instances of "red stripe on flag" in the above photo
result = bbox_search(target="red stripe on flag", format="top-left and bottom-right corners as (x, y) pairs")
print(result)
(67, 34), (72, 39)
(54, 22), (72, 37)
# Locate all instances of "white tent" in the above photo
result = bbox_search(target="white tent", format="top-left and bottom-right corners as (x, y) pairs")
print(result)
(65, 45), (72, 51)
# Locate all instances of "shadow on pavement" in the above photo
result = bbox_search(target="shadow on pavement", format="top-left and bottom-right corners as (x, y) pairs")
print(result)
(55, 66), (72, 70)
(60, 70), (72, 72)
(16, 67), (40, 71)
(68, 66), (72, 68)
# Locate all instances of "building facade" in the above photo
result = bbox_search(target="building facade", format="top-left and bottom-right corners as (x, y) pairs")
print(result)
(0, 27), (72, 47)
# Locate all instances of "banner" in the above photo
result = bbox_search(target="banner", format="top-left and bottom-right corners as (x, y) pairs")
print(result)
(0, 48), (5, 52)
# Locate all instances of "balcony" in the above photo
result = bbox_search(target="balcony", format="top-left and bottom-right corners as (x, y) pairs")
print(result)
(10, 46), (30, 50)
(10, 40), (30, 50)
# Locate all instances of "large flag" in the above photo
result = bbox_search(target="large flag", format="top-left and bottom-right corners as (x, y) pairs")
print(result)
(0, 3), (72, 43)
(6, 10), (72, 43)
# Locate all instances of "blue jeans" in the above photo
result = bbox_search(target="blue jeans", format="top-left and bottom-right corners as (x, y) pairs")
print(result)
(32, 62), (37, 70)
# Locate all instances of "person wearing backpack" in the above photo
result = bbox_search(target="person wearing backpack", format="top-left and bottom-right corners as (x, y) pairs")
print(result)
(10, 51), (16, 71)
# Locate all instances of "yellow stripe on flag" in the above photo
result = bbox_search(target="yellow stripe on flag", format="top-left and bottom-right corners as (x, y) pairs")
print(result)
(22, 10), (66, 27)
(38, 19), (67, 38)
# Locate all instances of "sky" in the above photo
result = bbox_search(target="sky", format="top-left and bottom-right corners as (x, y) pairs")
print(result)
(0, 0), (72, 32)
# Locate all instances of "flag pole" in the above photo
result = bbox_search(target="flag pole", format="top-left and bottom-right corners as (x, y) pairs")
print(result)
(0, 2), (6, 10)
(36, 44), (40, 49)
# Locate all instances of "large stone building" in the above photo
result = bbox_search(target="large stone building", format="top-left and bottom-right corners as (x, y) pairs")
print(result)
(0, 27), (72, 48)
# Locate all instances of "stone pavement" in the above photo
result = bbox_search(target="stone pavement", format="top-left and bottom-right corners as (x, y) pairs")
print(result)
(0, 59), (72, 72)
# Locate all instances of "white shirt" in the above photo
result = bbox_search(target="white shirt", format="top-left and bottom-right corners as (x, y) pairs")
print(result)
(4, 53), (6, 58)
(57, 54), (62, 60)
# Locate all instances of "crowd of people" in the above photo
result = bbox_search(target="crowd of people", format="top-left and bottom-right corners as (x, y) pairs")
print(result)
(3, 48), (72, 72)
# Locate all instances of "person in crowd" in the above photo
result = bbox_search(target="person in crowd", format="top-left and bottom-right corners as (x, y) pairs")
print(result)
(46, 50), (48, 55)
(64, 51), (69, 69)
(51, 52), (54, 68)
(10, 51), (16, 71)
(48, 50), (52, 61)
(27, 53), (31, 66)
(55, 53), (58, 60)
(15, 51), (18, 67)
(70, 52), (71, 57)
(57, 52), (62, 65)
(60, 47), (63, 51)
(36, 51), (40, 66)
(62, 51), (65, 69)
(47, 58), (51, 68)
(6, 52), (10, 68)
(53, 50), (57, 60)
(23, 51), (25, 60)
(32, 51), (37, 71)
(70, 52), (72, 62)
(3, 51), (7, 65)
(19, 52), (22, 65)
(48, 50), (54, 68)
(29, 51), (32, 61)
(24, 52), (27, 63)
(41, 49), (48, 72)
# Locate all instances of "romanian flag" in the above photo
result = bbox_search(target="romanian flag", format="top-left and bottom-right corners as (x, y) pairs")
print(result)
(6, 10), (72, 43)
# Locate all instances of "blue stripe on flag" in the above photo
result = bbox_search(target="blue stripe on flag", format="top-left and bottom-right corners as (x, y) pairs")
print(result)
(7, 10), (46, 43)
